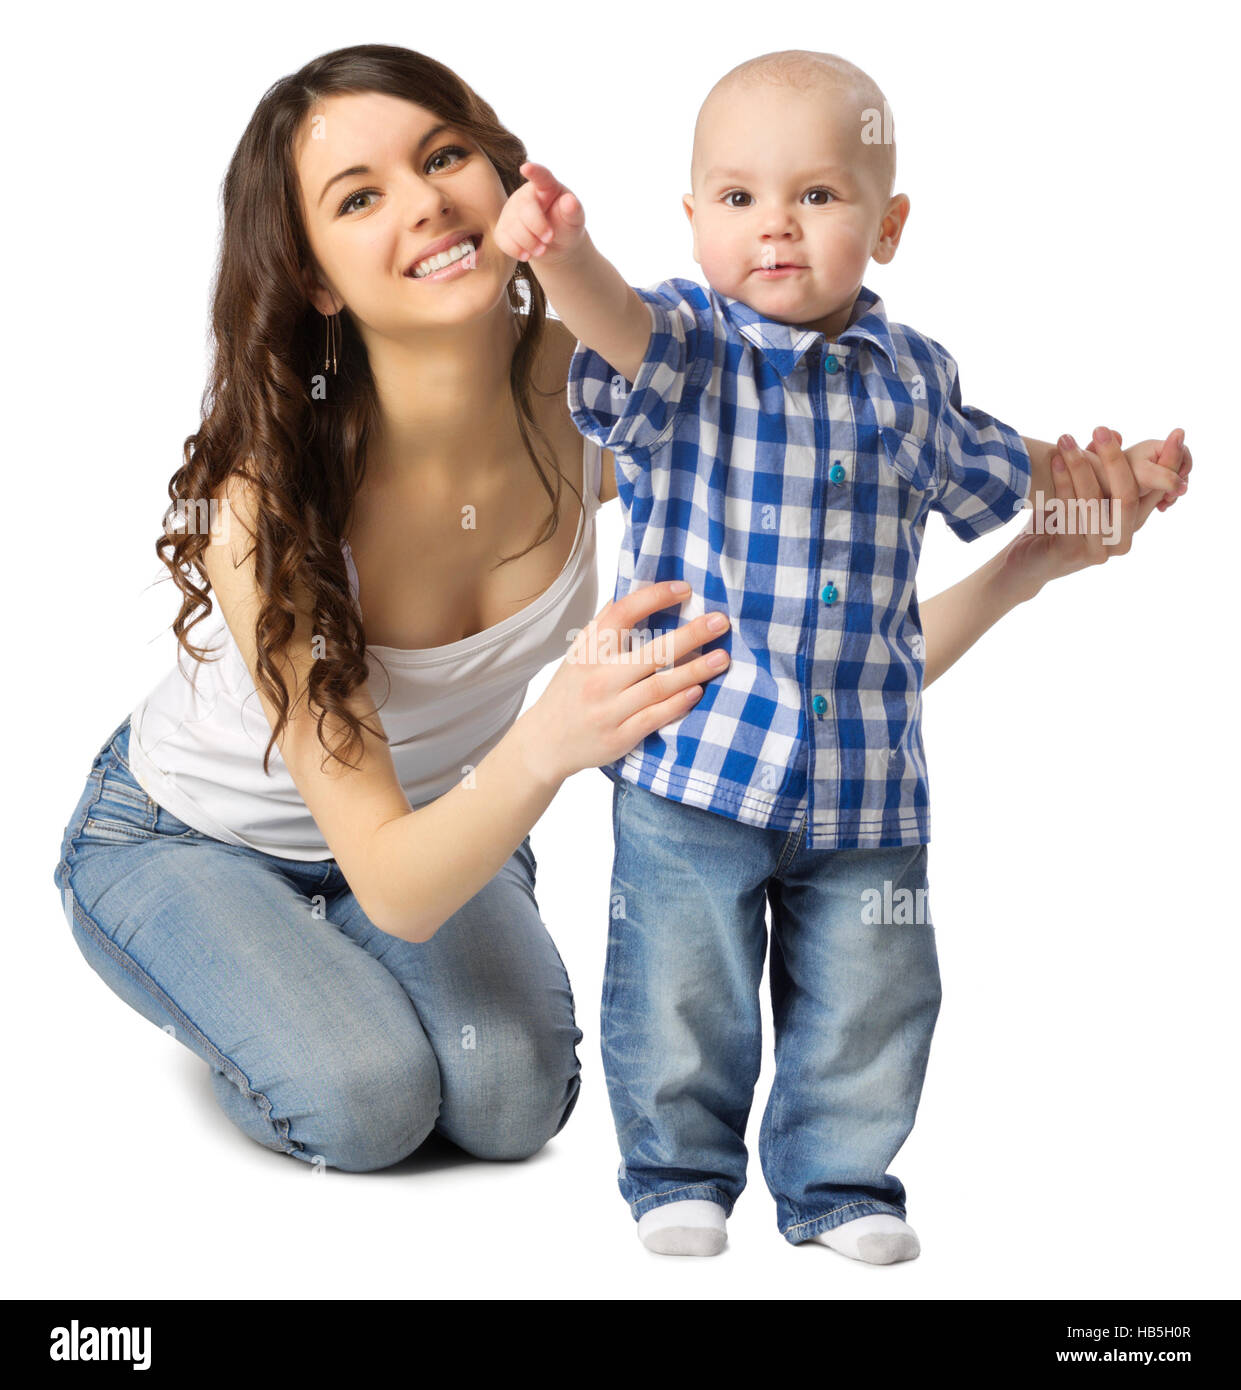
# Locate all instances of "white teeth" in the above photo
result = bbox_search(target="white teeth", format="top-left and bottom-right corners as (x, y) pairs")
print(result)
(410, 237), (476, 278)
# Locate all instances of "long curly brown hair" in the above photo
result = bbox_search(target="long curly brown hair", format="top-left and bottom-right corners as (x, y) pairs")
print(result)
(156, 44), (574, 776)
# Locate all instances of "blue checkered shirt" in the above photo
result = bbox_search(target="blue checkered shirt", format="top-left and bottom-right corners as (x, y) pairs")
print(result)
(566, 278), (1031, 848)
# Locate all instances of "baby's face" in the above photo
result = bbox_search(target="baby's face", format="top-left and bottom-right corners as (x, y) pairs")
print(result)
(685, 83), (907, 337)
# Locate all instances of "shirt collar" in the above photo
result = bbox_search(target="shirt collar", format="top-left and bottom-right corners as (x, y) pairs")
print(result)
(715, 283), (900, 378)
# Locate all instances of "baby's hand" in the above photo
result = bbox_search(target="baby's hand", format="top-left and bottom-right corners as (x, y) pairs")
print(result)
(493, 161), (587, 268)
(1118, 429), (1192, 513)
(1058, 427), (1190, 519)
(998, 426), (1189, 599)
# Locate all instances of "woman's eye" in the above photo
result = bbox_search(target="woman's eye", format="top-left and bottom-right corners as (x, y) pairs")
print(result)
(336, 146), (469, 216)
(804, 188), (836, 206)
(724, 191), (752, 208)
(338, 188), (379, 216)
(427, 145), (469, 173)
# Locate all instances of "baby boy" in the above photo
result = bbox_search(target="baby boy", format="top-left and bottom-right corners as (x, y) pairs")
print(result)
(495, 50), (1185, 1259)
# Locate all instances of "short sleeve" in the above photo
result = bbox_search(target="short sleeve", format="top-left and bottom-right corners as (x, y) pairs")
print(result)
(566, 279), (715, 459)
(929, 340), (1031, 541)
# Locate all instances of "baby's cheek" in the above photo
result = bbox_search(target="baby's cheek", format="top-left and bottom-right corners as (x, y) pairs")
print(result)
(828, 228), (878, 272)
(695, 240), (746, 295)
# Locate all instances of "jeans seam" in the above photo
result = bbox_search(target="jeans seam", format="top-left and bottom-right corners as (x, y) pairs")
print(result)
(631, 1182), (727, 1210)
(772, 814), (805, 878)
(60, 873), (301, 1157)
(108, 716), (139, 777)
(56, 766), (104, 877)
(782, 1199), (903, 1236)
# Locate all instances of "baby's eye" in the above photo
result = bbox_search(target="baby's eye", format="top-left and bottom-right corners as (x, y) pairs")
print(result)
(723, 191), (753, 208)
(804, 188), (836, 206)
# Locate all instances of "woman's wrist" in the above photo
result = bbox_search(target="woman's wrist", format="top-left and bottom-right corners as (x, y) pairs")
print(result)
(991, 535), (1049, 608)
(512, 705), (570, 793)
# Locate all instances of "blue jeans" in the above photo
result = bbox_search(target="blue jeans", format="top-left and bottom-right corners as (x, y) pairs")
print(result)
(603, 778), (942, 1244)
(52, 715), (582, 1171)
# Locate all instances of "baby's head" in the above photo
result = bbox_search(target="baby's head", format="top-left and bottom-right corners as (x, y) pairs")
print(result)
(685, 51), (909, 337)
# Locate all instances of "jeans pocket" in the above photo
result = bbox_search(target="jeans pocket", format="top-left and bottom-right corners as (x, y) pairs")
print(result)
(81, 765), (203, 845)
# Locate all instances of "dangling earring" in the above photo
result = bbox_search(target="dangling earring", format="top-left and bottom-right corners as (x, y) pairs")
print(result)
(322, 308), (340, 375)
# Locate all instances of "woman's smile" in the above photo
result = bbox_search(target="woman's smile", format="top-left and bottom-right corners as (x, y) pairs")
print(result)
(406, 232), (484, 280)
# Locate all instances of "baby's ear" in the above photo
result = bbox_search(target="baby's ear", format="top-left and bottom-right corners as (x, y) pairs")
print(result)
(873, 193), (911, 264)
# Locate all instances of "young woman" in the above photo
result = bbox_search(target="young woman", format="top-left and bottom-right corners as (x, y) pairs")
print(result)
(51, 45), (1186, 1176)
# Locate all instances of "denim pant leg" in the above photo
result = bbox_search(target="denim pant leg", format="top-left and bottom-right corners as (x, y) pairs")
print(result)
(321, 835), (583, 1162)
(56, 722), (580, 1167)
(52, 716), (578, 1171)
(760, 842), (942, 1244)
(602, 779), (777, 1221)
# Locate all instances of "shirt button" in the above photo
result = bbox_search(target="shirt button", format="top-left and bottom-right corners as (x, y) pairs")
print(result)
(812, 695), (828, 716)
(824, 356), (840, 374)
(820, 582), (838, 604)
(829, 462), (846, 483)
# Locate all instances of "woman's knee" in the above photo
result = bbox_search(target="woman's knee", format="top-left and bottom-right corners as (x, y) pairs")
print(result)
(310, 1042), (446, 1171)
(443, 1031), (582, 1161)
(213, 1039), (443, 1173)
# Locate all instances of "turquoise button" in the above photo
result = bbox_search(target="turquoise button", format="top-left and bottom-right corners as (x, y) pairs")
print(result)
(824, 355), (840, 374)
(829, 462), (846, 483)
(820, 582), (838, 604)
(812, 695), (828, 715)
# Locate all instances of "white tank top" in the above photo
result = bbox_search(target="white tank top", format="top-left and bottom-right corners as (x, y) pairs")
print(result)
(127, 435), (602, 861)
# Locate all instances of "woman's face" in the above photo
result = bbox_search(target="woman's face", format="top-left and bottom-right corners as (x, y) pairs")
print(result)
(294, 91), (514, 337)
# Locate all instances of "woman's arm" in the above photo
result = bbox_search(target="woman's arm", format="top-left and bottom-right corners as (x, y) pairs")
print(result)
(921, 539), (1036, 688)
(205, 475), (731, 944)
(922, 428), (1189, 688)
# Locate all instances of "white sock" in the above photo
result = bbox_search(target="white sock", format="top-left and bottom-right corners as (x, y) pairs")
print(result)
(812, 1214), (920, 1264)
(636, 1199), (727, 1257)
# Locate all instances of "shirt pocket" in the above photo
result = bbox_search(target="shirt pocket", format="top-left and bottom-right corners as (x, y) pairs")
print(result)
(870, 374), (940, 496)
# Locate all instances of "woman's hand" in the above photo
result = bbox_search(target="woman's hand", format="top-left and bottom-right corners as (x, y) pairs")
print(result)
(493, 161), (587, 269)
(998, 427), (1190, 601)
(522, 582), (731, 785)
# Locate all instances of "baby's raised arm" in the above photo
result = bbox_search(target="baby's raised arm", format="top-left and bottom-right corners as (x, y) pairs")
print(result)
(494, 161), (652, 383)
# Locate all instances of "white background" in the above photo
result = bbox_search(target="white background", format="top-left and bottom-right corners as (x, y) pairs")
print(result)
(6, 0), (1236, 1301)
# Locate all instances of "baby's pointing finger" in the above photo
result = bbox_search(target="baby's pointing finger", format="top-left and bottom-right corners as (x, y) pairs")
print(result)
(519, 161), (564, 200)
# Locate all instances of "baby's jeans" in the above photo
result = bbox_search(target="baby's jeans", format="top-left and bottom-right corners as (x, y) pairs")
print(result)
(603, 778), (941, 1245)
